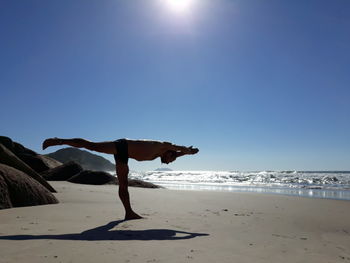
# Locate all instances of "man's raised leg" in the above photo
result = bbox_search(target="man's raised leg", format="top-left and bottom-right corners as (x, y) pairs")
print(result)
(42, 137), (116, 154)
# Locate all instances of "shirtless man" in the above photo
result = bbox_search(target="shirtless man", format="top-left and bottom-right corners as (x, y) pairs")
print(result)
(42, 138), (199, 220)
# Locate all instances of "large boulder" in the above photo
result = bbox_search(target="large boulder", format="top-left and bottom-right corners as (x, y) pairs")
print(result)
(0, 143), (56, 193)
(39, 155), (63, 170)
(17, 153), (62, 173)
(127, 179), (161, 188)
(0, 174), (12, 209)
(67, 171), (161, 188)
(68, 170), (114, 185)
(41, 161), (83, 181)
(0, 164), (58, 209)
(0, 136), (36, 157)
(0, 136), (61, 173)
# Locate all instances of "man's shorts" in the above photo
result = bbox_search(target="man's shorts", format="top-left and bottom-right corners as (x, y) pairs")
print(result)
(114, 139), (129, 164)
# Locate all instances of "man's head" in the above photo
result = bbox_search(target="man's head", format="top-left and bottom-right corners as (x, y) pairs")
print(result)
(161, 150), (177, 164)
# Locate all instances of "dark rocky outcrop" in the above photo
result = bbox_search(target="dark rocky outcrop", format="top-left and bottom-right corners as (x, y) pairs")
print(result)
(127, 179), (162, 188)
(0, 174), (12, 209)
(39, 155), (63, 170)
(0, 164), (58, 209)
(0, 136), (36, 156)
(0, 136), (61, 173)
(68, 170), (115, 185)
(17, 153), (62, 173)
(0, 143), (56, 193)
(41, 161), (83, 181)
(46, 147), (115, 171)
(67, 170), (161, 188)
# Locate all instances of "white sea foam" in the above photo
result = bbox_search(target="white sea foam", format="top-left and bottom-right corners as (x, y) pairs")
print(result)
(130, 170), (350, 188)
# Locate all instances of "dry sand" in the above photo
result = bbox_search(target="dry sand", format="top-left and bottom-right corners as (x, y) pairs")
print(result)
(0, 181), (349, 263)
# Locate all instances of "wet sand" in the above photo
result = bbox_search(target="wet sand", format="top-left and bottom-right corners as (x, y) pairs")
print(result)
(0, 181), (349, 263)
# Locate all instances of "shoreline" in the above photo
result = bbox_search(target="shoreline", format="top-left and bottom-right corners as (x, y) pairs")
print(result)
(1, 181), (349, 263)
(150, 181), (350, 201)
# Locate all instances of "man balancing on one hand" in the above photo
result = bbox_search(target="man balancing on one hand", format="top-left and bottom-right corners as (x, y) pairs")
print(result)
(42, 138), (199, 220)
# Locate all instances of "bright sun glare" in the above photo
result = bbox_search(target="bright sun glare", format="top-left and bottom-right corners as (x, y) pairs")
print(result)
(165, 0), (194, 14)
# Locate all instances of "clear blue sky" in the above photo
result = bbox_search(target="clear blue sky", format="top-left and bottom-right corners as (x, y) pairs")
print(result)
(1, 0), (349, 171)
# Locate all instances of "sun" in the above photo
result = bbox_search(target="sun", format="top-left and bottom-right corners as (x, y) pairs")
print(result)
(165, 0), (194, 14)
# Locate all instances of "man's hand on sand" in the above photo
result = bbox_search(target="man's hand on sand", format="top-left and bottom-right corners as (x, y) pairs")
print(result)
(42, 138), (62, 150)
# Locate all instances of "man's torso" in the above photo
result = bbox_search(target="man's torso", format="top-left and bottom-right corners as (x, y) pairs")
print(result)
(126, 139), (170, 161)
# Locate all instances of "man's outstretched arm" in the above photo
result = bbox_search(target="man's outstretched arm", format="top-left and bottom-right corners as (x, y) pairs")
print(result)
(165, 143), (199, 155)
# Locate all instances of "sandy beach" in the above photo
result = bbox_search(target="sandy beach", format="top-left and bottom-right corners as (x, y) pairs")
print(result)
(0, 181), (349, 263)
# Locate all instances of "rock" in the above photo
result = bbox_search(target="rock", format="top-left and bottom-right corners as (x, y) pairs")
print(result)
(0, 143), (56, 193)
(39, 155), (63, 169)
(0, 136), (61, 173)
(0, 136), (36, 156)
(0, 136), (14, 151)
(0, 164), (58, 209)
(41, 161), (83, 181)
(108, 177), (161, 188)
(16, 154), (47, 172)
(0, 174), (12, 209)
(67, 170), (161, 188)
(68, 170), (114, 185)
(16, 153), (62, 173)
(127, 179), (161, 188)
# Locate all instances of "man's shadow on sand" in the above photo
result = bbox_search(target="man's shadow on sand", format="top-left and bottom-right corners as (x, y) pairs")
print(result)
(0, 220), (209, 241)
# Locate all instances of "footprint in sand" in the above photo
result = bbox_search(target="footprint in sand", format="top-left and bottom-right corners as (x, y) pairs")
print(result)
(234, 213), (250, 216)
(336, 246), (346, 252)
(272, 234), (295, 239)
(204, 210), (221, 216)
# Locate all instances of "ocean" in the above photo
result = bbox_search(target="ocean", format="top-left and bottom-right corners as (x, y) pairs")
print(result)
(129, 170), (350, 201)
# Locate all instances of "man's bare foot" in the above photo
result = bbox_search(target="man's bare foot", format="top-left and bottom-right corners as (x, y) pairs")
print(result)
(124, 211), (143, 220)
(42, 138), (62, 150)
